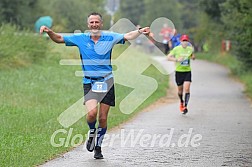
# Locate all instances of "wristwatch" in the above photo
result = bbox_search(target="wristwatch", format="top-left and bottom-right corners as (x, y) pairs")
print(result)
(138, 28), (143, 34)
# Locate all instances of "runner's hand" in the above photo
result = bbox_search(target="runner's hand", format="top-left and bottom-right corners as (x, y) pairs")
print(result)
(177, 57), (184, 62)
(40, 26), (51, 34)
(191, 54), (196, 60)
(140, 27), (150, 35)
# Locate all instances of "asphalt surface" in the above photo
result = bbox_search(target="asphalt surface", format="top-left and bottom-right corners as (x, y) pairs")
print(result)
(41, 58), (252, 167)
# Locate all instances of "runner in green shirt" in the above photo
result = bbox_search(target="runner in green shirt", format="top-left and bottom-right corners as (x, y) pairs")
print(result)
(167, 34), (195, 114)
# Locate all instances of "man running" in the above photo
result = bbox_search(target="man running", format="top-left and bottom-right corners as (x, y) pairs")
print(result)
(159, 23), (172, 54)
(167, 34), (195, 114)
(40, 12), (150, 159)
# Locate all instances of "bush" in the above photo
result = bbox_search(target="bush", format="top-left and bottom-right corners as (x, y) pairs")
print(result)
(0, 24), (49, 69)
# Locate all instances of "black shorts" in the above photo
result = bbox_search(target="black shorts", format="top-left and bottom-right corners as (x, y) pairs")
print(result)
(83, 77), (115, 106)
(175, 71), (192, 86)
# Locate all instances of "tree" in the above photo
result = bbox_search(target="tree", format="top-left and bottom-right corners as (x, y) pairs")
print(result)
(119, 0), (145, 25)
(221, 0), (252, 69)
(178, 0), (200, 31)
(140, 0), (182, 29)
(42, 0), (106, 32)
(0, 0), (107, 31)
(199, 0), (227, 23)
(0, 0), (41, 28)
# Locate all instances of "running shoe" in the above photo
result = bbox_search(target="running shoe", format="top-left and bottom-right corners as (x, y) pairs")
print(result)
(86, 129), (96, 152)
(180, 102), (184, 112)
(182, 107), (188, 114)
(94, 146), (103, 159)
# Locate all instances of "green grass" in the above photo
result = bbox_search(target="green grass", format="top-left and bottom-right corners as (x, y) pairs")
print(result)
(0, 42), (168, 166)
(0, 24), (49, 69)
(197, 52), (252, 98)
(240, 74), (252, 98)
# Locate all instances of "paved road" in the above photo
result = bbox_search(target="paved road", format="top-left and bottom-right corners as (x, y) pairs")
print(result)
(42, 58), (252, 167)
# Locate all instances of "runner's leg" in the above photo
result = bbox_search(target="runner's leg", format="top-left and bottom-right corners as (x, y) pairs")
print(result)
(96, 103), (110, 147)
(94, 103), (110, 159)
(178, 85), (184, 103)
(86, 99), (98, 152)
(183, 81), (191, 107)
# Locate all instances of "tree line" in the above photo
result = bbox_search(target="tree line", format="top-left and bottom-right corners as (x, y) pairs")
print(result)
(119, 0), (252, 71)
(1, 0), (251, 70)
(0, 0), (105, 32)
(198, 0), (252, 70)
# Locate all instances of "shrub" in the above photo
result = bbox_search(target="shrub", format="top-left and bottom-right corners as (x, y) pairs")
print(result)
(0, 24), (49, 69)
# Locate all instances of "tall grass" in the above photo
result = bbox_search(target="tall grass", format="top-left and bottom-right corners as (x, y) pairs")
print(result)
(0, 24), (49, 69)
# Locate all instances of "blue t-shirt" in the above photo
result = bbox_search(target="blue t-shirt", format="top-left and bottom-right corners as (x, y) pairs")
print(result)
(171, 34), (181, 48)
(63, 31), (125, 84)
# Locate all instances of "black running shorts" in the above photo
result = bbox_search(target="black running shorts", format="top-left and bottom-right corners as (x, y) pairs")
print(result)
(83, 77), (115, 106)
(175, 71), (192, 86)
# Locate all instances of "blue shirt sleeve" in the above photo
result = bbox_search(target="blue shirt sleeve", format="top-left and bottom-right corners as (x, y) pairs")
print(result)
(63, 34), (82, 46)
(111, 32), (125, 45)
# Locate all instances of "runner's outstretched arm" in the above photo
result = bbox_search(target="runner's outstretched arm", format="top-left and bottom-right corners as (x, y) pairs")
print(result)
(124, 27), (150, 41)
(40, 26), (64, 43)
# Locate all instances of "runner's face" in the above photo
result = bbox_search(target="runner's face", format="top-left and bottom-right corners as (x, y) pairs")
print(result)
(181, 41), (188, 48)
(87, 15), (103, 34)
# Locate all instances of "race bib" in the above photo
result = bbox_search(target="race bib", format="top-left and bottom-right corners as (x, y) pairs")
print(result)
(180, 59), (189, 66)
(91, 81), (108, 93)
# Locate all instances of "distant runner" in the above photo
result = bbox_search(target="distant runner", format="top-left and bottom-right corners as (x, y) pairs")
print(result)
(167, 34), (195, 114)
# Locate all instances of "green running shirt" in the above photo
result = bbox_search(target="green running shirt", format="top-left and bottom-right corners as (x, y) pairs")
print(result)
(170, 45), (194, 72)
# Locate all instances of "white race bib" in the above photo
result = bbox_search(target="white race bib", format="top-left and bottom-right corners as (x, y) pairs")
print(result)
(91, 81), (108, 93)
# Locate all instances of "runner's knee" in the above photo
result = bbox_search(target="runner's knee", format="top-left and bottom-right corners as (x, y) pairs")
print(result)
(184, 87), (190, 93)
(87, 112), (97, 122)
(98, 117), (107, 127)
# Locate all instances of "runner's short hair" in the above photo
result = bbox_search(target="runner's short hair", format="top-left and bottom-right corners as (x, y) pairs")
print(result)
(87, 12), (103, 22)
